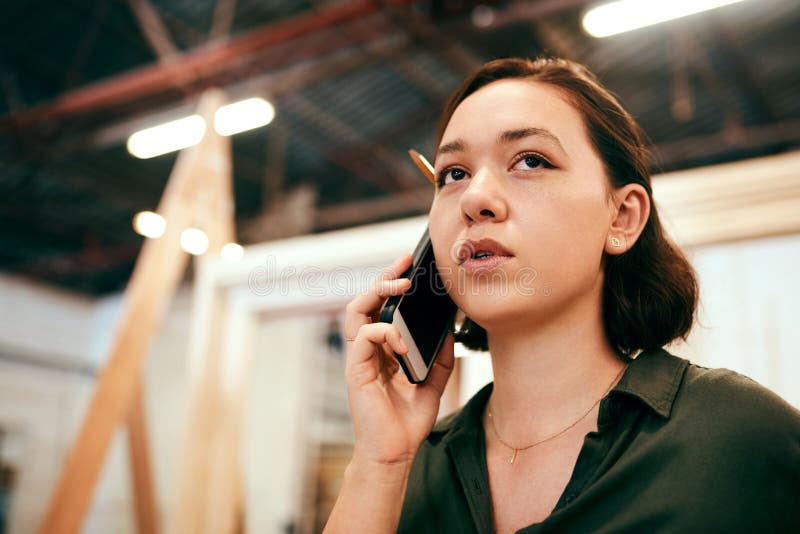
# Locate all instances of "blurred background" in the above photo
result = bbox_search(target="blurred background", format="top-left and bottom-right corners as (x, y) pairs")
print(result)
(0, 0), (798, 532)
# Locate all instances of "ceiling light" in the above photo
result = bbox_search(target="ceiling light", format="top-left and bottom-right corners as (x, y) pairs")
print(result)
(127, 115), (206, 159)
(582, 0), (747, 38)
(471, 5), (495, 28)
(133, 211), (166, 238)
(220, 242), (244, 262)
(180, 228), (209, 255)
(214, 97), (275, 136)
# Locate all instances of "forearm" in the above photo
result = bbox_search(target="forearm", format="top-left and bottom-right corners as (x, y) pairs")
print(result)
(324, 456), (413, 533)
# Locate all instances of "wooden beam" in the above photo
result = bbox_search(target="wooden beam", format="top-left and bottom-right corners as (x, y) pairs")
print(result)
(128, 382), (160, 534)
(168, 285), (237, 534)
(169, 273), (249, 534)
(167, 92), (243, 533)
(37, 90), (232, 534)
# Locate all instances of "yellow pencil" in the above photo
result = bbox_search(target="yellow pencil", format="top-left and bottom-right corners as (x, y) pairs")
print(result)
(408, 148), (435, 184)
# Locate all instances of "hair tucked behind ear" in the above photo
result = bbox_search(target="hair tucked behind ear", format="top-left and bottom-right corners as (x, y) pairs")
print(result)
(443, 57), (698, 357)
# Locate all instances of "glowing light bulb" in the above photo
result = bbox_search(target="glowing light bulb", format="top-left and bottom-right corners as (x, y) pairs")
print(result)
(221, 243), (244, 262)
(214, 98), (275, 136)
(127, 115), (206, 159)
(180, 228), (209, 255)
(133, 211), (166, 238)
(471, 5), (495, 28)
(582, 0), (747, 38)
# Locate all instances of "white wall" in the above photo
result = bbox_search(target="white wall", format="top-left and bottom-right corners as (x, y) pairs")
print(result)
(0, 273), (194, 534)
(243, 314), (322, 534)
(0, 359), (94, 534)
(0, 273), (100, 533)
(676, 233), (800, 407)
(0, 273), (99, 366)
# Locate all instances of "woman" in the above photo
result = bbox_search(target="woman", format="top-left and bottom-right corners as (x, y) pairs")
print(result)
(325, 58), (800, 533)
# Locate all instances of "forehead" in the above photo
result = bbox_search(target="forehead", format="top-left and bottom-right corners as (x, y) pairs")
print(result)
(442, 79), (588, 147)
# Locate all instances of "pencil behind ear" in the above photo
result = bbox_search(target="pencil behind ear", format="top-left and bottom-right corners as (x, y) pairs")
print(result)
(409, 149), (436, 184)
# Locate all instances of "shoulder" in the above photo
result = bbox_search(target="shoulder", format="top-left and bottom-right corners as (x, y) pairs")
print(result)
(631, 355), (800, 528)
(675, 361), (800, 438)
(667, 359), (800, 499)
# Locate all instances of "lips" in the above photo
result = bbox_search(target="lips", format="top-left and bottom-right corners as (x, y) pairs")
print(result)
(457, 238), (513, 264)
(456, 238), (514, 276)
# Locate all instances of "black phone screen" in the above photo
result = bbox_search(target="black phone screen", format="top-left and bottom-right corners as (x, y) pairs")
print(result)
(399, 241), (457, 364)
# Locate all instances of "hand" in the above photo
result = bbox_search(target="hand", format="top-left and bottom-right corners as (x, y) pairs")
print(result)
(343, 253), (455, 466)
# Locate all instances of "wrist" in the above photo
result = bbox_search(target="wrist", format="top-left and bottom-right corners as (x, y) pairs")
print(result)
(325, 453), (413, 534)
(346, 452), (415, 486)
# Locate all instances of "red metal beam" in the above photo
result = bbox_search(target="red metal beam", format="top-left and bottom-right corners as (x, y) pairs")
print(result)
(0, 1), (396, 132)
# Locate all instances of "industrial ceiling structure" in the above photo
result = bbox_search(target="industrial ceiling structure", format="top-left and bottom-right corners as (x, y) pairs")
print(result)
(1, 0), (798, 294)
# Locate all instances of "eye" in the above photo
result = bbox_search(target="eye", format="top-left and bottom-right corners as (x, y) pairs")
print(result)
(511, 152), (554, 171)
(437, 167), (469, 186)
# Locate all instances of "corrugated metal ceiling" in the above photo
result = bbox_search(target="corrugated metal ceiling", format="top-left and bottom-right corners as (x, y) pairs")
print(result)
(1, 0), (798, 294)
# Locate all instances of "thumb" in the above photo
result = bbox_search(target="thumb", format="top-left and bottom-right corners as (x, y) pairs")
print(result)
(423, 334), (455, 396)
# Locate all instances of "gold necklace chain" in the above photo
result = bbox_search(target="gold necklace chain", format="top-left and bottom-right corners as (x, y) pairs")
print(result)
(487, 365), (627, 465)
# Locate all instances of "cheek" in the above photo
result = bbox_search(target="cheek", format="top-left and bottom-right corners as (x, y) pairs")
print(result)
(555, 195), (610, 278)
(430, 231), (460, 278)
(428, 200), (459, 266)
(514, 185), (609, 273)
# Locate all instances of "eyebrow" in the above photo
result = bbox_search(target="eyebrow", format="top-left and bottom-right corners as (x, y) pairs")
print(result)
(437, 139), (466, 156)
(437, 127), (566, 157)
(499, 127), (564, 150)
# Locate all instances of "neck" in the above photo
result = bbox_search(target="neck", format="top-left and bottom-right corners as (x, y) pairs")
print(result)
(483, 285), (627, 443)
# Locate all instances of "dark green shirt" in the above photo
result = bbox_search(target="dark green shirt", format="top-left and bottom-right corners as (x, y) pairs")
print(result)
(399, 348), (800, 533)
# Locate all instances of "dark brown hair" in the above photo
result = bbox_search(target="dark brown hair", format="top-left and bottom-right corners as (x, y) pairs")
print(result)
(440, 57), (698, 357)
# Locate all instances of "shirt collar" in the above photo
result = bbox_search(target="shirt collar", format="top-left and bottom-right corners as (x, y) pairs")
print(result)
(433, 347), (689, 440)
(610, 347), (689, 419)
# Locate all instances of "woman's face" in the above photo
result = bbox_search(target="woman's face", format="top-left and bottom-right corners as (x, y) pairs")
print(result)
(429, 79), (616, 335)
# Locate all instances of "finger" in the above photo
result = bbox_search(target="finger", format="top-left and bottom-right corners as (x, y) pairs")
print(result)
(423, 334), (455, 396)
(376, 252), (414, 283)
(344, 278), (411, 342)
(344, 254), (412, 336)
(346, 254), (412, 318)
(346, 323), (408, 379)
(378, 342), (400, 382)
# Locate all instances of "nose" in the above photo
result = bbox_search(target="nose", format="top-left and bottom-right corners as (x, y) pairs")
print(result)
(459, 166), (508, 224)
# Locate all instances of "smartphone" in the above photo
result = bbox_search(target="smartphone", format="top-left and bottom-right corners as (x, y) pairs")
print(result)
(379, 227), (457, 383)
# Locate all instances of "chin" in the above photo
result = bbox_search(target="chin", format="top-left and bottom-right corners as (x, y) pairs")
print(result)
(457, 294), (529, 324)
(459, 284), (564, 331)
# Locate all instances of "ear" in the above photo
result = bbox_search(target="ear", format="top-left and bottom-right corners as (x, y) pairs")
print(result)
(605, 183), (650, 255)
